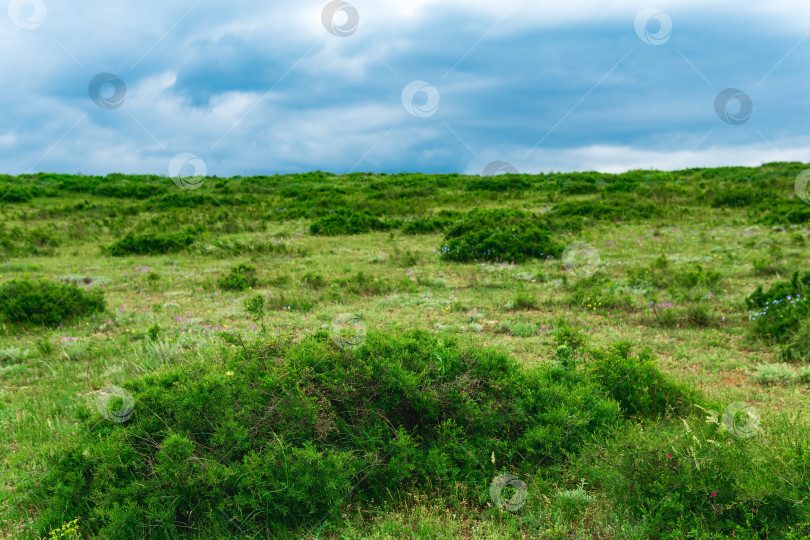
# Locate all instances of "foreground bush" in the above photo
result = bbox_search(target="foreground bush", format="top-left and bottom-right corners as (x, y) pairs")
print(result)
(572, 412), (810, 538)
(27, 330), (623, 538)
(107, 232), (196, 256)
(0, 278), (105, 327)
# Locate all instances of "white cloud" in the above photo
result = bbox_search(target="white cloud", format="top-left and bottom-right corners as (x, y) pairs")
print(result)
(469, 139), (810, 175)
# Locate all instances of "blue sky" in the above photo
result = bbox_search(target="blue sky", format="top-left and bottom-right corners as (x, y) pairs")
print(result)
(1, 0), (808, 176)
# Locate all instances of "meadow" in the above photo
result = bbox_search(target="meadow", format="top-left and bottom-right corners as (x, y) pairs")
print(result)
(0, 163), (809, 539)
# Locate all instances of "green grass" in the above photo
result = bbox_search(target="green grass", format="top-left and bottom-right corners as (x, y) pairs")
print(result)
(1, 164), (809, 539)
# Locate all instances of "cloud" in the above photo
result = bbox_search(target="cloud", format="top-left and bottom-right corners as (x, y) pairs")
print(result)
(467, 138), (810, 175)
(0, 0), (807, 176)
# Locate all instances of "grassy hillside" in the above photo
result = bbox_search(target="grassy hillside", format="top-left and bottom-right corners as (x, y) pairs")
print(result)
(1, 163), (809, 539)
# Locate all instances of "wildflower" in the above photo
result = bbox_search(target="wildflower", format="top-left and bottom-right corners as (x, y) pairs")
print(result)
(225, 371), (234, 376)
(711, 492), (717, 498)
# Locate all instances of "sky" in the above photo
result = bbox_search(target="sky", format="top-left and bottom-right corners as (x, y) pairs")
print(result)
(1, 0), (808, 177)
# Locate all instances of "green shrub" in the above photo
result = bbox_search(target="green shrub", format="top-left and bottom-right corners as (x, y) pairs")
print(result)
(301, 271), (327, 289)
(107, 232), (196, 256)
(310, 209), (391, 235)
(572, 413), (810, 538)
(438, 209), (562, 263)
(266, 291), (315, 312)
(401, 213), (457, 234)
(587, 341), (701, 418)
(203, 238), (308, 258)
(0, 279), (105, 327)
(754, 363), (797, 385)
(218, 264), (258, 291)
(267, 274), (290, 287)
(552, 320), (587, 351)
(752, 256), (788, 277)
(552, 198), (659, 221)
(746, 271), (810, 360)
(26, 330), (623, 537)
(684, 303), (713, 328)
(463, 175), (531, 192)
(0, 183), (35, 202)
(565, 276), (631, 311)
(505, 292), (538, 311)
(496, 320), (535, 337)
(334, 271), (411, 296)
(626, 256), (722, 295)
(243, 295), (266, 331)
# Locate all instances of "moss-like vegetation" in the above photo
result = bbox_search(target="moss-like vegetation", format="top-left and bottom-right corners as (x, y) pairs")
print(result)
(0, 279), (105, 327)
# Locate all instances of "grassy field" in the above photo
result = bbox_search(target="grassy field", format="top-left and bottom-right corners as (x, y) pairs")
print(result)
(1, 164), (809, 539)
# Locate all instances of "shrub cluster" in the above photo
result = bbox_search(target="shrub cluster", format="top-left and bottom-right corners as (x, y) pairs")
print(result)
(572, 413), (810, 538)
(587, 340), (702, 418)
(438, 209), (562, 263)
(107, 232), (196, 256)
(552, 198), (659, 221)
(309, 209), (392, 235)
(400, 211), (459, 234)
(626, 255), (722, 296)
(333, 271), (412, 296)
(217, 263), (259, 291)
(27, 330), (626, 537)
(0, 279), (105, 327)
(746, 271), (810, 360)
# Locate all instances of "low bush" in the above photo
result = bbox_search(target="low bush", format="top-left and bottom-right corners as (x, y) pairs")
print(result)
(505, 292), (538, 311)
(497, 320), (535, 337)
(107, 232), (196, 256)
(310, 209), (391, 235)
(333, 271), (411, 296)
(565, 276), (631, 311)
(202, 238), (308, 258)
(572, 412), (810, 538)
(754, 363), (798, 385)
(0, 182), (35, 202)
(746, 271), (810, 360)
(0, 279), (105, 327)
(266, 291), (316, 312)
(626, 255), (722, 295)
(301, 271), (328, 289)
(218, 264), (258, 291)
(752, 256), (788, 277)
(587, 340), (702, 418)
(401, 212), (458, 234)
(438, 209), (562, 264)
(26, 330), (625, 537)
(552, 198), (659, 221)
